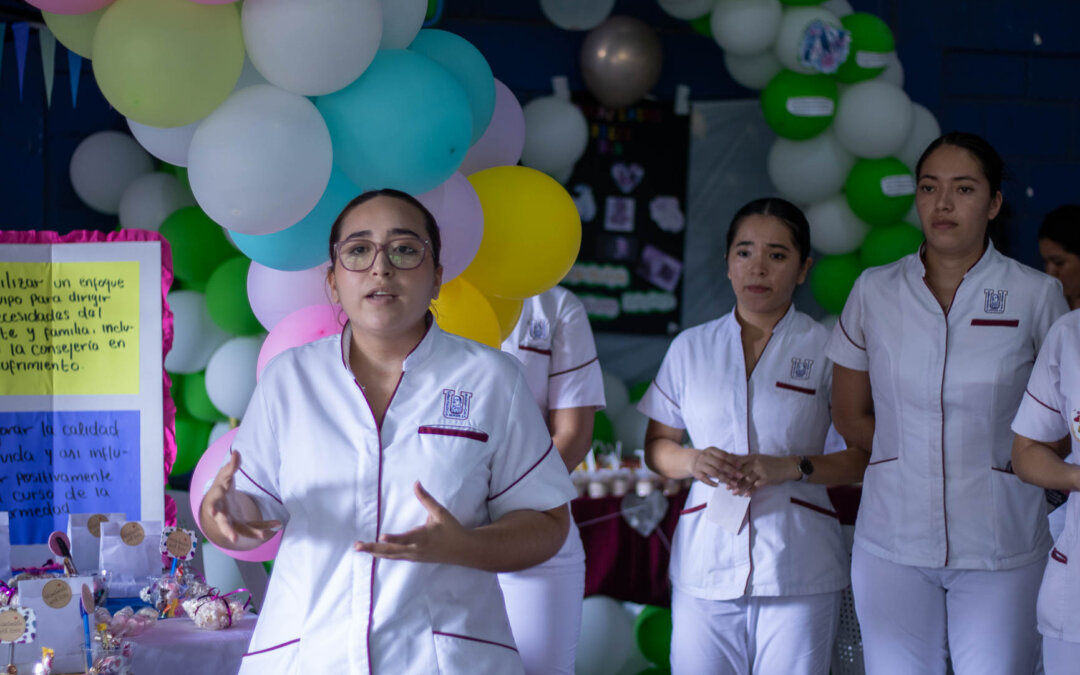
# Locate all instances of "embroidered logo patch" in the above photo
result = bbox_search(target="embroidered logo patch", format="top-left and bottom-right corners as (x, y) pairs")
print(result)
(790, 358), (814, 380)
(528, 319), (549, 341)
(442, 389), (473, 420)
(984, 289), (1008, 313)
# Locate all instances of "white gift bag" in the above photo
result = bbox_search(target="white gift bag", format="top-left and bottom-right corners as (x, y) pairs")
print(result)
(67, 513), (126, 574)
(13, 575), (94, 673)
(0, 512), (10, 581)
(99, 521), (163, 597)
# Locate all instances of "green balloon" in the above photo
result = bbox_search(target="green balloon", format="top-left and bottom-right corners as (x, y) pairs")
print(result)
(628, 380), (651, 403)
(160, 206), (235, 288)
(761, 70), (838, 140)
(836, 13), (896, 84)
(689, 13), (712, 38)
(205, 257), (263, 336)
(635, 605), (673, 666)
(844, 158), (915, 227)
(181, 371), (226, 423)
(780, 0), (825, 5)
(172, 415), (212, 476)
(594, 410), (615, 443)
(810, 254), (863, 315)
(170, 374), (188, 419)
(860, 223), (923, 269)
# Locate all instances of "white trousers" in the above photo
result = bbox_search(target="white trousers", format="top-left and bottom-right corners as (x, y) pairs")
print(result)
(851, 545), (1043, 675)
(498, 559), (585, 675)
(1043, 636), (1080, 675)
(669, 588), (841, 675)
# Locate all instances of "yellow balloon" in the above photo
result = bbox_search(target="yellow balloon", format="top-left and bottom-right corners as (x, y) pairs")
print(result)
(43, 8), (105, 59)
(463, 166), (581, 300)
(484, 293), (524, 342)
(92, 0), (244, 128)
(431, 277), (501, 348)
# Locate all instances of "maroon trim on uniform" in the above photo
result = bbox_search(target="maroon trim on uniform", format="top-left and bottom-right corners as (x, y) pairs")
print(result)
(488, 441), (555, 501)
(652, 381), (680, 409)
(867, 457), (898, 466)
(775, 381), (817, 396)
(838, 316), (866, 351)
(518, 345), (552, 356)
(679, 503), (706, 516)
(236, 466), (284, 505)
(243, 638), (300, 658)
(432, 631), (519, 653)
(742, 330), (776, 595)
(790, 497), (840, 520)
(991, 466), (1014, 474)
(550, 356), (599, 378)
(970, 319), (1019, 327)
(418, 426), (489, 443)
(1051, 548), (1069, 564)
(1025, 389), (1060, 415)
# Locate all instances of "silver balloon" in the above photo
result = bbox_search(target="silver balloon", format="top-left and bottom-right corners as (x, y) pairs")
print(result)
(580, 16), (663, 109)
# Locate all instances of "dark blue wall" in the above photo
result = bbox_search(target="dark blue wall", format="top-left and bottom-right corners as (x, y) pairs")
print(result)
(1, 0), (1077, 267)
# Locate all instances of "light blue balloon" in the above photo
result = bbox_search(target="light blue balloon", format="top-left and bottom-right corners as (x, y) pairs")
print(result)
(316, 50), (472, 196)
(231, 167), (360, 271)
(409, 29), (496, 144)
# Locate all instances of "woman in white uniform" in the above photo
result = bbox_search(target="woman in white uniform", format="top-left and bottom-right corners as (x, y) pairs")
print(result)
(499, 286), (605, 675)
(828, 132), (1068, 674)
(1011, 312), (1080, 674)
(639, 198), (870, 675)
(199, 189), (577, 675)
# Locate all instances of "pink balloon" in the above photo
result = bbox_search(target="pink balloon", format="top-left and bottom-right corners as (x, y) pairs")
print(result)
(27, 0), (113, 15)
(247, 262), (332, 331)
(189, 428), (283, 562)
(458, 79), (526, 175)
(416, 172), (483, 283)
(187, 0), (239, 4)
(257, 303), (343, 378)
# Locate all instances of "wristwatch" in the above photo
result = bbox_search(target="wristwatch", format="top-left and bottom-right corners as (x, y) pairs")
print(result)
(796, 455), (814, 481)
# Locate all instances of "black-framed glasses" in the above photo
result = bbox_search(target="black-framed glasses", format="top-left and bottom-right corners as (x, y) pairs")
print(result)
(333, 237), (430, 272)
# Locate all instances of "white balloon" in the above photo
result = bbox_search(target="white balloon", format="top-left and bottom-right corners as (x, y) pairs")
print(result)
(724, 49), (782, 90)
(897, 104), (941, 170)
(188, 85), (333, 235)
(165, 291), (231, 374)
(601, 370), (630, 419)
(613, 406), (650, 454)
(657, 0), (717, 20)
(820, 0), (854, 17)
(710, 0), (782, 57)
(201, 541), (246, 593)
(833, 80), (914, 159)
(208, 421), (233, 446)
(768, 130), (855, 205)
(576, 596), (634, 675)
(806, 194), (871, 255)
(540, 0), (615, 31)
(205, 336), (265, 420)
(773, 7), (841, 74)
(69, 131), (154, 215)
(877, 51), (905, 88)
(247, 262), (332, 332)
(546, 164), (577, 186)
(520, 96), (589, 175)
(118, 173), (196, 232)
(242, 0), (382, 96)
(127, 119), (200, 168)
(378, 0), (425, 48)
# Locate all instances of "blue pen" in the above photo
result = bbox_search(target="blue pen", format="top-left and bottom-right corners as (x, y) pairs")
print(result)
(80, 584), (95, 671)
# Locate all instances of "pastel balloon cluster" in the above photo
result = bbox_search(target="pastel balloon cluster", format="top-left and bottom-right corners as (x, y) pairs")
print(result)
(676, 0), (932, 313)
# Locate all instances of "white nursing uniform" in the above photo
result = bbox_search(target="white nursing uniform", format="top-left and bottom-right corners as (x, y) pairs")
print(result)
(232, 321), (577, 675)
(826, 244), (1067, 674)
(638, 306), (847, 675)
(1011, 310), (1080, 674)
(499, 287), (605, 675)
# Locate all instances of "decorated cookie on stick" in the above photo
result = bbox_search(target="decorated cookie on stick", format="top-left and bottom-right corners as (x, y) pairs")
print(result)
(0, 605), (37, 675)
(160, 527), (198, 576)
(47, 532), (77, 577)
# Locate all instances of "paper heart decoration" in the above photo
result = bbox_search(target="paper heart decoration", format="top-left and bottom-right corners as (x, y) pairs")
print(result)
(620, 491), (669, 537)
(611, 162), (645, 194)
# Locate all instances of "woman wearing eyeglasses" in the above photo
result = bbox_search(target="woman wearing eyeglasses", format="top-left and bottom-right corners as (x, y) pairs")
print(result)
(200, 189), (577, 675)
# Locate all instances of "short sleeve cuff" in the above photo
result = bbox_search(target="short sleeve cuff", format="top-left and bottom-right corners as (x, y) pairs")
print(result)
(1012, 394), (1069, 443)
(638, 382), (684, 430)
(548, 360), (606, 411)
(825, 320), (869, 371)
(488, 442), (577, 522)
(233, 471), (290, 525)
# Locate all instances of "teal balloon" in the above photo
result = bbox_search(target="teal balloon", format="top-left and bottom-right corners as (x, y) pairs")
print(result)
(810, 253), (863, 315)
(231, 167), (360, 271)
(409, 30), (495, 144)
(317, 50), (472, 195)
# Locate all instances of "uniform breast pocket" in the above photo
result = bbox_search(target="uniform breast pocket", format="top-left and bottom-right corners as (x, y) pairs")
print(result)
(415, 425), (493, 518)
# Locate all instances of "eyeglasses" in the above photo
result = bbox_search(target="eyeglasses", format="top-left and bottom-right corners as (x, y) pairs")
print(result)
(333, 237), (430, 272)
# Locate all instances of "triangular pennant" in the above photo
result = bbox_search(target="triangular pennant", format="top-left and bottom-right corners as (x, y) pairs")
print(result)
(39, 26), (56, 108)
(0, 24), (6, 90)
(12, 22), (29, 102)
(68, 50), (81, 108)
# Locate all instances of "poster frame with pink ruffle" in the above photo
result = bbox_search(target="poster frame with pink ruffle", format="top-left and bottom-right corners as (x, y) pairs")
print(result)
(0, 229), (176, 567)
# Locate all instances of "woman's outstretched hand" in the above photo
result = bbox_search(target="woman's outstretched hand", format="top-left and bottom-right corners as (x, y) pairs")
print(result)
(354, 482), (469, 565)
(201, 450), (282, 549)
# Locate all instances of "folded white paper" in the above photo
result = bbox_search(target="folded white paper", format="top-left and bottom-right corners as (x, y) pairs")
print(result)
(705, 486), (750, 535)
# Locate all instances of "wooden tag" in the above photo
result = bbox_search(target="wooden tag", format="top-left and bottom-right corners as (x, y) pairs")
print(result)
(41, 579), (72, 609)
(0, 609), (26, 642)
(165, 529), (193, 559)
(121, 522), (145, 546)
(87, 514), (109, 538)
